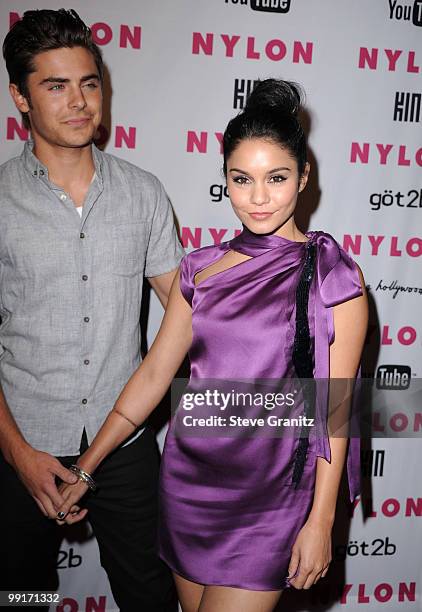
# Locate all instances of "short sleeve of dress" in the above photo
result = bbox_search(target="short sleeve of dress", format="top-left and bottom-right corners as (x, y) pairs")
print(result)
(314, 232), (363, 345)
(316, 234), (362, 308)
(179, 254), (195, 306)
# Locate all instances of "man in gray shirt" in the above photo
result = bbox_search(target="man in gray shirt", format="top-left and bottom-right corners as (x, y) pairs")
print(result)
(0, 9), (182, 611)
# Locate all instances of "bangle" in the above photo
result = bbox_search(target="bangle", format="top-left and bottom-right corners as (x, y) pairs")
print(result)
(70, 464), (97, 492)
(114, 408), (138, 429)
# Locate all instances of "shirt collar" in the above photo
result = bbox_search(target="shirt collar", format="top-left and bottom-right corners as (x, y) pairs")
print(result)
(21, 139), (104, 186)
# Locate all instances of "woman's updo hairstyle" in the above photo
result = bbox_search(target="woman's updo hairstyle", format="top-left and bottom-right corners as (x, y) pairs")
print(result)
(223, 78), (307, 178)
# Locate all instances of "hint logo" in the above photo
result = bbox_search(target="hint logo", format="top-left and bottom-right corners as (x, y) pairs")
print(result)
(389, 0), (422, 25)
(251, 0), (291, 12)
(376, 365), (411, 390)
(233, 78), (259, 109)
(393, 92), (422, 122)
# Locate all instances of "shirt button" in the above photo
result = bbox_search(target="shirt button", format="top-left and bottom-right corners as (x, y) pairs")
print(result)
(60, 194), (67, 201)
(84, 359), (90, 365)
(39, 169), (45, 177)
(84, 316), (90, 323)
(82, 275), (88, 281)
(82, 398), (88, 405)
(80, 232), (85, 239)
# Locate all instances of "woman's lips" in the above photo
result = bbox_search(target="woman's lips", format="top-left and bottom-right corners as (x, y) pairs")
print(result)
(249, 212), (273, 219)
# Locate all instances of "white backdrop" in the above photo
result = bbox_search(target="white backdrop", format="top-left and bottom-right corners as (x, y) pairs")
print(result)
(0, 1), (421, 610)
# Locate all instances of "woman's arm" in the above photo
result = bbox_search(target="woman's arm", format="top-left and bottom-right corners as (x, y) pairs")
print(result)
(288, 265), (368, 589)
(56, 270), (192, 521)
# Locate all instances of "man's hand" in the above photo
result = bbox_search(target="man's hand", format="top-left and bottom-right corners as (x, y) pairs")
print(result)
(55, 480), (90, 525)
(9, 443), (78, 518)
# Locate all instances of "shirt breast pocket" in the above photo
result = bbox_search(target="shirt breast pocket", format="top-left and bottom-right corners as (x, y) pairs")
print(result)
(107, 222), (148, 277)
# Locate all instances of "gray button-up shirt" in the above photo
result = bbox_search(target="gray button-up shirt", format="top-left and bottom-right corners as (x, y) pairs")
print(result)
(0, 142), (184, 455)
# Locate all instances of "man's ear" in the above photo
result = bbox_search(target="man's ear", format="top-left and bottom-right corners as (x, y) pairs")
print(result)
(299, 162), (310, 193)
(9, 83), (31, 114)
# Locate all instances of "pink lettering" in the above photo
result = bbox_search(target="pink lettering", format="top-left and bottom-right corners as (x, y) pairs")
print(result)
(246, 36), (260, 59)
(372, 413), (386, 433)
(343, 234), (362, 255)
(350, 142), (369, 163)
(180, 227), (202, 249)
(221, 34), (240, 57)
(86, 596), (107, 612)
(358, 47), (378, 69)
(407, 51), (420, 73)
(6, 118), (29, 141)
(91, 22), (113, 46)
(215, 132), (224, 154)
(414, 414), (422, 432)
(187, 131), (207, 153)
(340, 584), (353, 604)
(358, 583), (370, 603)
(390, 236), (402, 256)
(192, 32), (213, 55)
(398, 145), (411, 166)
(382, 498), (400, 517)
(416, 148), (422, 166)
(381, 325), (393, 345)
(119, 25), (141, 50)
(209, 228), (228, 245)
(390, 413), (408, 432)
(57, 598), (78, 612)
(398, 326), (416, 345)
(265, 39), (287, 61)
(115, 126), (136, 149)
(292, 41), (313, 64)
(385, 49), (402, 71)
(398, 582), (416, 602)
(376, 143), (393, 164)
(374, 583), (393, 603)
(368, 235), (384, 255)
(405, 499), (422, 517)
(9, 12), (21, 28)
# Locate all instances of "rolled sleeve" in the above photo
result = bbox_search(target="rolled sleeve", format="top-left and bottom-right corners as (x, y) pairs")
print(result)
(144, 178), (184, 278)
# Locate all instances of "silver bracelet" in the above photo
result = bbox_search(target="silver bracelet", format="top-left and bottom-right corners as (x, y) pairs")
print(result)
(70, 464), (97, 492)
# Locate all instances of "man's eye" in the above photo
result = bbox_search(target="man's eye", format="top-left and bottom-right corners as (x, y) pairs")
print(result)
(233, 176), (249, 185)
(49, 84), (64, 91)
(84, 82), (98, 89)
(270, 175), (287, 183)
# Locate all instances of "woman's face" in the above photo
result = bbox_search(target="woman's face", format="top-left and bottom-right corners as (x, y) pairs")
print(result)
(226, 138), (309, 236)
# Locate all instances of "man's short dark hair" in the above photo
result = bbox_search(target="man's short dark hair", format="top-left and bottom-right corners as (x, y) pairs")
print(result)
(3, 8), (104, 99)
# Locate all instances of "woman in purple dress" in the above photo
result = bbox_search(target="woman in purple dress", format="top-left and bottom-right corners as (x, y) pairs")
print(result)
(57, 79), (368, 611)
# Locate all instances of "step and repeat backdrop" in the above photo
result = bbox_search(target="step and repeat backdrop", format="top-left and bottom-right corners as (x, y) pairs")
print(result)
(0, 1), (421, 610)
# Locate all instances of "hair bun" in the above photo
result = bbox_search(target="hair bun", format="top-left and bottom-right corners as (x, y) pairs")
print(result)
(244, 79), (303, 117)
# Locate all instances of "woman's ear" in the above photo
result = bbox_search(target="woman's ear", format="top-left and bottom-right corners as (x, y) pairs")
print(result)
(298, 162), (310, 193)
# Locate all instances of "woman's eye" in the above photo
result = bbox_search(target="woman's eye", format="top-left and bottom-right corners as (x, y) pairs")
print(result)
(233, 176), (249, 185)
(269, 175), (287, 183)
(84, 82), (98, 89)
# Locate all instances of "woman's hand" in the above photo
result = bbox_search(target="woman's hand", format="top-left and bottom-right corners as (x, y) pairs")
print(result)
(55, 480), (90, 525)
(287, 518), (332, 589)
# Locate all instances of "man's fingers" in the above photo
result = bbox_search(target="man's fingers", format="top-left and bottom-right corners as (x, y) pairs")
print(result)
(43, 481), (66, 511)
(52, 460), (78, 485)
(38, 493), (62, 519)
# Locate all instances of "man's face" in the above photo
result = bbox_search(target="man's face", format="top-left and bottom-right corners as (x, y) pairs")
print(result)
(13, 46), (102, 149)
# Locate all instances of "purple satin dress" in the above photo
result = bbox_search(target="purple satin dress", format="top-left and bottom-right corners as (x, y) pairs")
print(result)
(158, 229), (363, 591)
